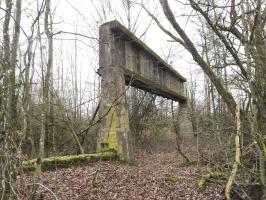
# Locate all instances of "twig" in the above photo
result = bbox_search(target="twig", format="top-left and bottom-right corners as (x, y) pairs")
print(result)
(28, 183), (58, 200)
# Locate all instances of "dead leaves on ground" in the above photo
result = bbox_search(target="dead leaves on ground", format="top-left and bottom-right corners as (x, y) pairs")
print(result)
(23, 152), (223, 199)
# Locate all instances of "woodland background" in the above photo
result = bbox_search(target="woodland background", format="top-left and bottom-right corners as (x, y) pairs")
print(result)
(0, 0), (265, 199)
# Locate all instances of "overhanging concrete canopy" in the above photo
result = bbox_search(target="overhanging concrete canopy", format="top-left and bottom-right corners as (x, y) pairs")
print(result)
(98, 20), (187, 102)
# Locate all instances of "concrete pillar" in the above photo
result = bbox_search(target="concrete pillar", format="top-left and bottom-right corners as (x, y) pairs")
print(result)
(178, 101), (194, 140)
(97, 23), (134, 163)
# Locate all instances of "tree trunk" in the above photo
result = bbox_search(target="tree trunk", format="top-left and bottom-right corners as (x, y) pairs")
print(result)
(159, 0), (237, 116)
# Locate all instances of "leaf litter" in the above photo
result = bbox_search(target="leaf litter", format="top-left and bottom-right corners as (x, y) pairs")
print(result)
(21, 151), (224, 200)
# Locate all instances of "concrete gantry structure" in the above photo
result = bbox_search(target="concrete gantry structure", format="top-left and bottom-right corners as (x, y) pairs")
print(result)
(97, 21), (193, 162)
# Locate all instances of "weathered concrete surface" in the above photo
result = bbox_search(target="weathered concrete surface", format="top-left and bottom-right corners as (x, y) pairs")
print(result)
(97, 20), (192, 162)
(179, 102), (194, 140)
(98, 21), (186, 102)
(97, 22), (134, 163)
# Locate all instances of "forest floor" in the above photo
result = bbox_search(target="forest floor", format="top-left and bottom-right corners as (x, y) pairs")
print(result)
(22, 151), (224, 200)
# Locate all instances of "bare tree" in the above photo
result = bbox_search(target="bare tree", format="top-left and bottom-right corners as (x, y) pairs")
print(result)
(141, 0), (266, 198)
(32, 0), (54, 198)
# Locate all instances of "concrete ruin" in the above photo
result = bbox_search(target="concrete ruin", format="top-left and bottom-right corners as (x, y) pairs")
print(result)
(97, 21), (193, 162)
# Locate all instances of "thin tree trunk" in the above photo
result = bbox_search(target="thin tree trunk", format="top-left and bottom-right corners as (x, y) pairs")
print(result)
(7, 0), (22, 131)
(225, 103), (241, 199)
(32, 0), (53, 198)
(43, 0), (53, 157)
(0, 1), (12, 198)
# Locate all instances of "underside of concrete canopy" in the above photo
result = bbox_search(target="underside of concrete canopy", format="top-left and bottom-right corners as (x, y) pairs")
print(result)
(97, 21), (192, 163)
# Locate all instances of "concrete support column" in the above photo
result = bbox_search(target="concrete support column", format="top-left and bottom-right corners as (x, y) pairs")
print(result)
(97, 23), (134, 163)
(178, 101), (193, 141)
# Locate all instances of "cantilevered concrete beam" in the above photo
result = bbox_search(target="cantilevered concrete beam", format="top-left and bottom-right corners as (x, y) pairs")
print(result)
(97, 21), (192, 162)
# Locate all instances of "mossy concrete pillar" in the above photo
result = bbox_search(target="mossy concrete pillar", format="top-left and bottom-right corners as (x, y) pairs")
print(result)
(97, 22), (134, 163)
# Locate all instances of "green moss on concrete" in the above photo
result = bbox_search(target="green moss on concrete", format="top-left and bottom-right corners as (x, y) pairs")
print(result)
(22, 151), (117, 172)
(100, 107), (121, 152)
(198, 172), (226, 190)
